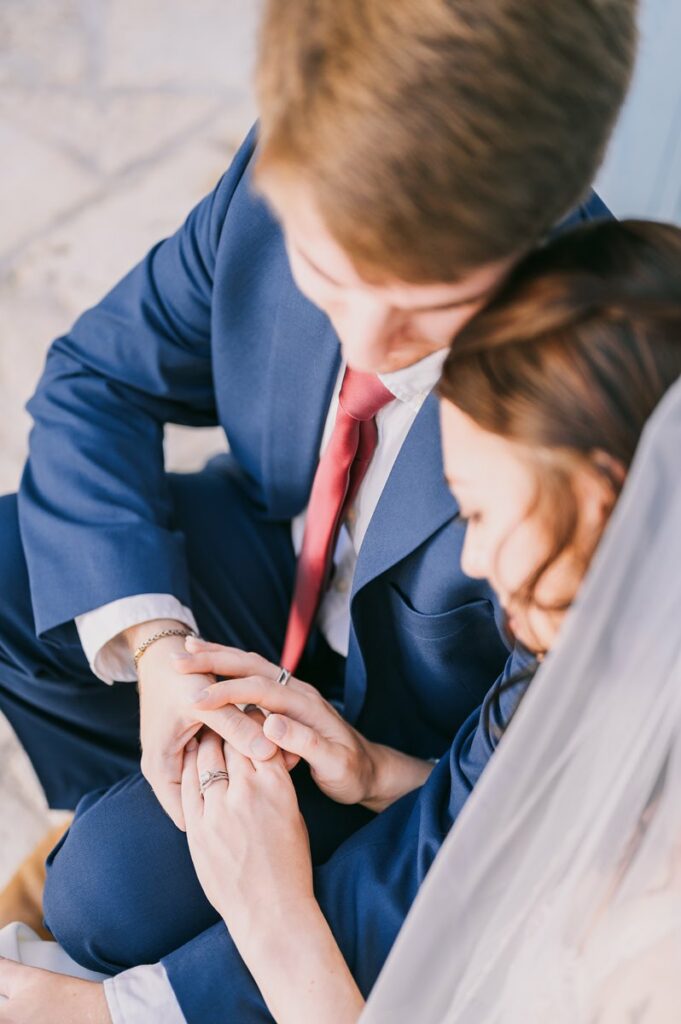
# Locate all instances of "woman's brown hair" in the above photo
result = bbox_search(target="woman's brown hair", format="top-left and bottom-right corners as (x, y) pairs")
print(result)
(439, 219), (681, 611)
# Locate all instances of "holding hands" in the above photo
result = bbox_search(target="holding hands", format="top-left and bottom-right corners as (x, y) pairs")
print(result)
(126, 621), (281, 831)
(177, 638), (378, 806)
(176, 637), (434, 813)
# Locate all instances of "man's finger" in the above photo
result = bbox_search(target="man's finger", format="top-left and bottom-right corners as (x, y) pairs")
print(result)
(197, 704), (278, 761)
(223, 739), (256, 785)
(181, 738), (204, 825)
(156, 780), (186, 832)
(144, 753), (187, 831)
(263, 715), (335, 774)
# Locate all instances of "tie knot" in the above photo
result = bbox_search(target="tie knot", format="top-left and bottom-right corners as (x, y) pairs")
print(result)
(338, 367), (395, 421)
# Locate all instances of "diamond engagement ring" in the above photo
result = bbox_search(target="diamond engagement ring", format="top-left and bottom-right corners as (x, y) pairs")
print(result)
(276, 667), (291, 686)
(199, 768), (230, 795)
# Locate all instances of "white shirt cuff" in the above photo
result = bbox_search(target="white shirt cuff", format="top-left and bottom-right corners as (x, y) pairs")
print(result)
(104, 963), (185, 1024)
(76, 595), (198, 685)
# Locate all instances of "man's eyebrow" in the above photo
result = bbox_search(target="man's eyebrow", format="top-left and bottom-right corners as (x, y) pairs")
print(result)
(294, 243), (494, 311)
(405, 290), (494, 313)
(294, 244), (346, 286)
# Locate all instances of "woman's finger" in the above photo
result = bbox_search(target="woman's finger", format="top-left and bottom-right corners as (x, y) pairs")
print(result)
(196, 731), (230, 807)
(181, 738), (204, 824)
(177, 641), (279, 681)
(190, 674), (312, 720)
(242, 704), (300, 771)
(197, 704), (278, 760)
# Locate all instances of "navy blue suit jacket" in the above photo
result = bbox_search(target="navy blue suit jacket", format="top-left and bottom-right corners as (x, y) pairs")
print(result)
(18, 125), (607, 761)
(20, 127), (609, 1018)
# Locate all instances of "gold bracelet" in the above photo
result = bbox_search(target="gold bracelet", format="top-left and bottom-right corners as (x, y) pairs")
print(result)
(133, 628), (196, 669)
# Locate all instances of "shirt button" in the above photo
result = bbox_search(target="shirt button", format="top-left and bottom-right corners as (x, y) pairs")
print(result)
(345, 506), (357, 526)
(335, 577), (350, 594)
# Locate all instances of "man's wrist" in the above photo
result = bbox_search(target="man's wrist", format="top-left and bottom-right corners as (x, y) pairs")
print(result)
(123, 619), (191, 655)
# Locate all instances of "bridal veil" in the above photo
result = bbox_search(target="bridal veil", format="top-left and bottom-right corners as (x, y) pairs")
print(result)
(361, 376), (681, 1023)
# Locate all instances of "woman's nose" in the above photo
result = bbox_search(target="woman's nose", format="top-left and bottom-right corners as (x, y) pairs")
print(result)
(460, 530), (487, 581)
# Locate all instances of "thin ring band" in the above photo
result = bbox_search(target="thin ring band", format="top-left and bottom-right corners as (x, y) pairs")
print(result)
(199, 768), (230, 795)
(276, 667), (291, 686)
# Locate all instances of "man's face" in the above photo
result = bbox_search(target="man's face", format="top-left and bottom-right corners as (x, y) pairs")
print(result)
(260, 173), (518, 374)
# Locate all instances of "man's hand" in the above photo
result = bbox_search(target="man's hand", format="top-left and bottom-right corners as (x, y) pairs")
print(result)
(126, 621), (279, 830)
(0, 960), (109, 1024)
(176, 639), (435, 811)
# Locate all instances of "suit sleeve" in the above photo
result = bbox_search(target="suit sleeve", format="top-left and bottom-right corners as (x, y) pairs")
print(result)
(18, 126), (258, 639)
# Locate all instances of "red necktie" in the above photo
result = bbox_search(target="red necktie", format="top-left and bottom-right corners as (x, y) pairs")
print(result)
(281, 368), (395, 672)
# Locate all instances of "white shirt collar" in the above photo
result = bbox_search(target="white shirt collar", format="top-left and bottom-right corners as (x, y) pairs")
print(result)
(378, 347), (449, 410)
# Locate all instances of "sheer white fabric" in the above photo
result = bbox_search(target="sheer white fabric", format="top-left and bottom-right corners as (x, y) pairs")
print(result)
(362, 376), (681, 1024)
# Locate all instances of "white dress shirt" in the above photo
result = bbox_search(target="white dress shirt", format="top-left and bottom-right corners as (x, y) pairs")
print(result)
(90, 347), (447, 1024)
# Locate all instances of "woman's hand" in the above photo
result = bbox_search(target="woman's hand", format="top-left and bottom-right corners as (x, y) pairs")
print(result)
(181, 732), (364, 1024)
(176, 640), (380, 806)
(181, 730), (314, 938)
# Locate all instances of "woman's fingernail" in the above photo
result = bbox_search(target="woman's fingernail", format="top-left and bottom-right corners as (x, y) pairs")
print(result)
(195, 688), (212, 702)
(172, 652), (191, 661)
(185, 635), (204, 648)
(186, 737), (198, 751)
(266, 715), (286, 740)
(251, 736), (276, 759)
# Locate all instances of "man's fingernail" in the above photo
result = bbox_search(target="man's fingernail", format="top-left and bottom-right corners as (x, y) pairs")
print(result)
(251, 736), (276, 758)
(266, 716), (286, 739)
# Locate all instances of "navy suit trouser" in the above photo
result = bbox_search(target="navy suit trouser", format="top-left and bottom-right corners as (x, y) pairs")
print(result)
(0, 457), (374, 971)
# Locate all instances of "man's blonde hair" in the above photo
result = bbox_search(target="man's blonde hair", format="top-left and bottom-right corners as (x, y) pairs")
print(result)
(256, 0), (637, 283)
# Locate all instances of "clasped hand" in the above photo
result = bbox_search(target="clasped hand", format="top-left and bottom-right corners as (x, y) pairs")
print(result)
(176, 637), (379, 807)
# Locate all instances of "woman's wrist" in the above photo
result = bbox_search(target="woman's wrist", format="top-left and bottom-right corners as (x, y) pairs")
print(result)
(233, 898), (364, 1024)
(361, 742), (435, 813)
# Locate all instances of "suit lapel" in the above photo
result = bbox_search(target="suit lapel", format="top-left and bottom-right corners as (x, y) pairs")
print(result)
(351, 392), (458, 598)
(263, 271), (341, 518)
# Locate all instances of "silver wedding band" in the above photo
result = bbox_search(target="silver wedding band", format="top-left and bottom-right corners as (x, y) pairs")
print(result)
(199, 768), (230, 795)
(276, 667), (291, 687)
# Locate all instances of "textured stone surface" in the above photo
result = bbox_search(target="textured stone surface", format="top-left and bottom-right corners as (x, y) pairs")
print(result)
(0, 0), (254, 888)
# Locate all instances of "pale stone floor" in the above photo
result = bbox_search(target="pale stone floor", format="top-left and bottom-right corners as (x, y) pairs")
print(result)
(0, 0), (258, 888)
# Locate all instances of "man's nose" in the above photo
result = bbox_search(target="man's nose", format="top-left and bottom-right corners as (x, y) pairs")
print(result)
(331, 297), (399, 352)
